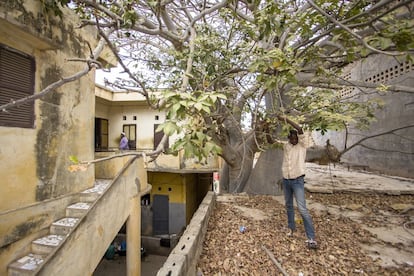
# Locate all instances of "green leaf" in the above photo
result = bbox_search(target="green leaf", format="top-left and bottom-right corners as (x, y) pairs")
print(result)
(194, 102), (203, 111)
(69, 155), (79, 164)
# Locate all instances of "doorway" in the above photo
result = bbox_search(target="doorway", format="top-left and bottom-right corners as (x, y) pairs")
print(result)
(152, 195), (169, 235)
(95, 118), (108, 151)
(122, 124), (136, 150)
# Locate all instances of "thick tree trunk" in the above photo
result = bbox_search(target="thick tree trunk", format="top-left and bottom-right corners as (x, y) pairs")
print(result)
(228, 153), (254, 193)
(219, 149), (255, 193)
(218, 132), (257, 193)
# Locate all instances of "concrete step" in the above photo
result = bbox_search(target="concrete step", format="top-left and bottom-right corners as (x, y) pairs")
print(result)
(32, 234), (65, 255)
(50, 217), (80, 236)
(80, 181), (109, 202)
(8, 253), (47, 276)
(66, 202), (91, 218)
(8, 180), (112, 276)
(80, 191), (100, 202)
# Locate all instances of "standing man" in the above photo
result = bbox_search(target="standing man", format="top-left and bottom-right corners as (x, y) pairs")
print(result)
(278, 115), (318, 249)
(119, 132), (129, 150)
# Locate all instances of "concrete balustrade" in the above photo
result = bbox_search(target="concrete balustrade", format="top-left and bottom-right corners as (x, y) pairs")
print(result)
(157, 191), (216, 276)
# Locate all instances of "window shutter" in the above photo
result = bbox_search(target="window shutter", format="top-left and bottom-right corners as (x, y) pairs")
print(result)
(0, 44), (35, 128)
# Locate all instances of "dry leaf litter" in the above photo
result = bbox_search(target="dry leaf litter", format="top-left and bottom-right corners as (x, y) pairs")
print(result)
(197, 193), (414, 276)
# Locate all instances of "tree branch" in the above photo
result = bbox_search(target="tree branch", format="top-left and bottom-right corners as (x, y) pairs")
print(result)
(306, 0), (405, 56)
(341, 125), (414, 156)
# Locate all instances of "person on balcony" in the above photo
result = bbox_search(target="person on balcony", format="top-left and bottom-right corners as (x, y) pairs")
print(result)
(119, 132), (129, 150)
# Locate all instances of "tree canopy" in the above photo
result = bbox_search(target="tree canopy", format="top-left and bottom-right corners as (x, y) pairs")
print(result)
(36, 0), (414, 191)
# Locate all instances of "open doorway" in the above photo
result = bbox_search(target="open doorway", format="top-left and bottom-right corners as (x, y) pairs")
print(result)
(95, 118), (108, 151)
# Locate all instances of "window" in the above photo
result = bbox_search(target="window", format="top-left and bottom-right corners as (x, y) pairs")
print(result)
(0, 44), (35, 128)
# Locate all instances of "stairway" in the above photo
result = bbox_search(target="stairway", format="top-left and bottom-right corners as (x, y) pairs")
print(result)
(7, 180), (111, 276)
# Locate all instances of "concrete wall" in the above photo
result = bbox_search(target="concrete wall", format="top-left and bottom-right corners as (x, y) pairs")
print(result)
(314, 55), (414, 178)
(157, 192), (215, 276)
(95, 152), (149, 193)
(244, 148), (284, 195)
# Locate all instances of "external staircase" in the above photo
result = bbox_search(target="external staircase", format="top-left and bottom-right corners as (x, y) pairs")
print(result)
(7, 179), (111, 276)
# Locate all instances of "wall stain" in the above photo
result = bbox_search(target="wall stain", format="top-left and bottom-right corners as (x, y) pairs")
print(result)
(36, 65), (62, 201)
(0, 215), (47, 249)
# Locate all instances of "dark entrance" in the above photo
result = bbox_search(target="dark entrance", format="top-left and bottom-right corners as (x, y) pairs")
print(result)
(95, 118), (108, 151)
(152, 194), (169, 235)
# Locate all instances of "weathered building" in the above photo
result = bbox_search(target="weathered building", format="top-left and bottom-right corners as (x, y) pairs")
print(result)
(95, 84), (220, 255)
(0, 1), (145, 275)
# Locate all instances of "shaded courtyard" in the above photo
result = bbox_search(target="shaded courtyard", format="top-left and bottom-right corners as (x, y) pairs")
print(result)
(197, 164), (414, 275)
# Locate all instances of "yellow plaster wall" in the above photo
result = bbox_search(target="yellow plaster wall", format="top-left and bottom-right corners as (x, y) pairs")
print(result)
(147, 173), (212, 225)
(0, 1), (104, 273)
(148, 172), (185, 204)
(0, 1), (99, 212)
(0, 0), (128, 275)
(0, 127), (37, 210)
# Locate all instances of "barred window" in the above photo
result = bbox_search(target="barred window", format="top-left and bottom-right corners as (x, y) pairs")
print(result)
(0, 44), (35, 128)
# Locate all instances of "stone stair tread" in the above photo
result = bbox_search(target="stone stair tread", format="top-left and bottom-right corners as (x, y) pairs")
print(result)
(81, 180), (110, 195)
(52, 217), (79, 227)
(67, 202), (91, 210)
(32, 234), (65, 247)
(8, 253), (47, 272)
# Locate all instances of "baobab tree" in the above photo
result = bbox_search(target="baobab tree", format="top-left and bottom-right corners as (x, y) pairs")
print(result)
(2, 0), (413, 192)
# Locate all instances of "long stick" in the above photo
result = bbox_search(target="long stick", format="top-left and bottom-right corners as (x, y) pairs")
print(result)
(261, 245), (290, 276)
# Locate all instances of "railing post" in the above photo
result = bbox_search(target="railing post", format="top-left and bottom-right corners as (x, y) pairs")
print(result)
(126, 177), (141, 276)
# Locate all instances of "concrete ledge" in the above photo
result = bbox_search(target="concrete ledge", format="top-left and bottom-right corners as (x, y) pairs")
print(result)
(156, 254), (187, 276)
(157, 191), (216, 276)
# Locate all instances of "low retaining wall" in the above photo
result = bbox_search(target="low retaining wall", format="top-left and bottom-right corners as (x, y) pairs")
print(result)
(141, 235), (179, 256)
(156, 191), (216, 276)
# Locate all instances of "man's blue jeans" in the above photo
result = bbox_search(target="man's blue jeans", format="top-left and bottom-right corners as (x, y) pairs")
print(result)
(283, 175), (315, 239)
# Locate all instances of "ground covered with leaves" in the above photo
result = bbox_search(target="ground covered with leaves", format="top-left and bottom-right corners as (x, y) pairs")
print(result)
(197, 193), (414, 276)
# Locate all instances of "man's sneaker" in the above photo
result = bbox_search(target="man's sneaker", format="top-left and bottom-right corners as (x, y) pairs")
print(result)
(306, 239), (318, 249)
